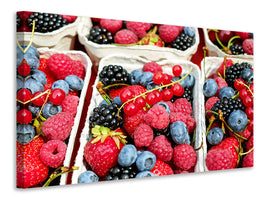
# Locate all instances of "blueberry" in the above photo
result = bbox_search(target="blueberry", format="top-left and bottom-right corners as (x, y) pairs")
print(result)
(136, 151), (156, 171)
(78, 170), (99, 183)
(16, 76), (24, 91)
(184, 27), (195, 37)
(156, 102), (171, 115)
(139, 72), (153, 87)
(146, 81), (161, 91)
(203, 79), (218, 97)
(65, 75), (84, 91)
(135, 171), (155, 178)
(16, 124), (35, 145)
(118, 144), (138, 167)
(219, 87), (235, 99)
(174, 73), (195, 89)
(129, 69), (143, 85)
(170, 121), (190, 145)
(227, 110), (248, 133)
(113, 96), (123, 106)
(207, 127), (224, 145)
(99, 99), (111, 106)
(241, 68), (253, 84)
(52, 80), (69, 95)
(28, 102), (41, 117)
(17, 53), (39, 70)
(17, 45), (39, 58)
(42, 102), (62, 119)
(24, 78), (44, 94)
(32, 70), (47, 85)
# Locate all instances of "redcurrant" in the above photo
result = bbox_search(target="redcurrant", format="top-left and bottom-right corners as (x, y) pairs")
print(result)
(17, 109), (32, 124)
(32, 91), (47, 106)
(17, 88), (31, 103)
(49, 88), (66, 105)
(17, 59), (31, 77)
(153, 72), (164, 85)
(120, 88), (134, 103)
(171, 83), (184, 96)
(135, 96), (146, 109)
(146, 92), (158, 105)
(161, 88), (173, 101)
(245, 106), (253, 119)
(123, 102), (138, 116)
(234, 78), (246, 91)
(172, 65), (182, 77)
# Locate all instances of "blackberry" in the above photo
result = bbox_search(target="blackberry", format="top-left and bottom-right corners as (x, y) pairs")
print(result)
(99, 65), (129, 86)
(16, 14), (22, 30)
(225, 62), (252, 87)
(89, 103), (123, 130)
(105, 163), (138, 180)
(230, 43), (244, 55)
(88, 26), (113, 44)
(210, 97), (245, 120)
(26, 12), (69, 33)
(170, 32), (194, 51)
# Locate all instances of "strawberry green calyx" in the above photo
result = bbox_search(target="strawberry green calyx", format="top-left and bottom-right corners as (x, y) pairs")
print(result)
(91, 125), (127, 149)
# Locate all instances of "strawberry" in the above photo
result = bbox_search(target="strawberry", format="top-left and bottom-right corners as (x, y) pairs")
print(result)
(16, 137), (49, 188)
(83, 126), (126, 177)
(109, 86), (128, 99)
(150, 160), (174, 176)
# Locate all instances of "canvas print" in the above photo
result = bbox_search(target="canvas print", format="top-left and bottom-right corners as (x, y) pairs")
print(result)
(16, 11), (254, 188)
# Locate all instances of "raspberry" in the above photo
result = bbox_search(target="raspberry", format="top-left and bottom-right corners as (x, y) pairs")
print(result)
(71, 60), (86, 80)
(163, 101), (174, 112)
(217, 59), (234, 77)
(242, 38), (253, 55)
(150, 160), (174, 176)
(61, 95), (80, 117)
(126, 21), (152, 39)
(42, 112), (74, 141)
(159, 25), (182, 43)
(242, 151), (253, 167)
(148, 135), (173, 162)
(47, 53), (74, 80)
(173, 98), (192, 115)
(133, 123), (153, 147)
(235, 31), (251, 40)
(114, 29), (138, 44)
(142, 62), (163, 74)
(246, 135), (253, 151)
(144, 104), (169, 130)
(100, 18), (123, 34)
(206, 148), (233, 171)
(214, 77), (228, 96)
(205, 96), (220, 117)
(173, 143), (197, 170)
(229, 127), (252, 143)
(169, 112), (196, 133)
(39, 140), (67, 168)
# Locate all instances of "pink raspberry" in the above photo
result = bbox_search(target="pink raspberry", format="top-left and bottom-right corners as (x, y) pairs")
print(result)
(214, 77), (228, 96)
(133, 123), (153, 147)
(246, 135), (253, 151)
(229, 127), (252, 143)
(100, 18), (123, 34)
(142, 62), (163, 74)
(217, 59), (233, 77)
(144, 104), (169, 130)
(173, 98), (192, 115)
(205, 96), (220, 116)
(61, 95), (80, 117)
(126, 21), (152, 39)
(163, 101), (174, 112)
(39, 140), (67, 168)
(173, 144), (197, 170)
(148, 135), (173, 162)
(206, 148), (233, 171)
(159, 25), (183, 43)
(42, 112), (74, 141)
(235, 31), (251, 40)
(71, 60), (86, 80)
(242, 151), (253, 167)
(169, 112), (196, 133)
(114, 29), (138, 44)
(242, 38), (253, 55)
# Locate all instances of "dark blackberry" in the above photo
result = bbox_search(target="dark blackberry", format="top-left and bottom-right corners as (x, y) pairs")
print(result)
(26, 12), (69, 33)
(230, 43), (244, 55)
(105, 163), (138, 180)
(89, 103), (123, 130)
(170, 32), (194, 51)
(225, 62), (252, 87)
(99, 65), (129, 86)
(16, 14), (22, 30)
(210, 97), (245, 120)
(88, 26), (113, 44)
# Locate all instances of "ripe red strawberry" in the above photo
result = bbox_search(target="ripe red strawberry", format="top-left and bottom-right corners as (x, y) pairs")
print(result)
(217, 59), (234, 78)
(16, 137), (49, 188)
(83, 126), (126, 177)
(150, 160), (174, 176)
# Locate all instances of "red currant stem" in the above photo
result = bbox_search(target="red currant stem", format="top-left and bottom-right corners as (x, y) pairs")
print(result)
(16, 89), (51, 105)
(103, 83), (130, 90)
(223, 55), (227, 79)
(117, 66), (193, 118)
(205, 115), (215, 136)
(236, 80), (254, 98)
(203, 46), (208, 80)
(42, 166), (79, 187)
(239, 147), (254, 156)
(227, 35), (241, 49)
(17, 20), (36, 54)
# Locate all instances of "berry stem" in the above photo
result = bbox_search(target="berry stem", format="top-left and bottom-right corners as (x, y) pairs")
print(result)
(227, 35), (241, 49)
(203, 46), (208, 80)
(214, 31), (231, 54)
(239, 147), (254, 156)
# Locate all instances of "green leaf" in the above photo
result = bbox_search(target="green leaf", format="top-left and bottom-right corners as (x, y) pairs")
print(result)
(99, 126), (110, 135)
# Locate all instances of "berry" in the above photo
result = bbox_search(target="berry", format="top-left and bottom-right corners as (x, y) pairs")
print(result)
(235, 31), (251, 40)
(120, 88), (135, 103)
(184, 27), (195, 37)
(161, 88), (173, 101)
(205, 96), (220, 117)
(17, 88), (32, 103)
(39, 140), (67, 168)
(134, 96), (146, 110)
(126, 21), (151, 39)
(172, 65), (182, 77)
(153, 71), (164, 85)
(242, 151), (253, 168)
(243, 95), (253, 107)
(129, 69), (143, 85)
(32, 91), (48, 106)
(32, 70), (47, 85)
(171, 83), (184, 96)
(124, 102), (139, 116)
(136, 151), (156, 171)
(159, 25), (181, 43)
(207, 127), (224, 145)
(241, 68), (253, 84)
(227, 110), (248, 133)
(245, 106), (253, 119)
(24, 78), (44, 94)
(100, 18), (123, 34)
(61, 95), (80, 117)
(49, 88), (66, 105)
(169, 112), (196, 133)
(172, 144), (197, 170)
(170, 121), (190, 145)
(18, 59), (31, 76)
(16, 124), (35, 145)
(99, 65), (129, 86)
(109, 86), (127, 100)
(118, 144), (138, 167)
(139, 72), (154, 87)
(17, 109), (32, 124)
(150, 160), (174, 176)
(142, 62), (163, 74)
(246, 135), (254, 151)
(217, 59), (234, 77)
(65, 75), (84, 91)
(214, 77), (228, 96)
(230, 43), (244, 55)
(206, 148), (233, 171)
(203, 79), (218, 97)
(219, 86), (235, 99)
(78, 170), (99, 183)
(148, 135), (173, 162)
(88, 26), (114, 44)
(135, 171), (155, 178)
(106, 163), (139, 180)
(170, 32), (194, 51)
(156, 102), (171, 115)
(114, 29), (138, 44)
(242, 38), (253, 55)
(42, 112), (74, 141)
(144, 104), (170, 130)
(52, 80), (69, 95)
(71, 60), (86, 80)
(28, 102), (41, 117)
(42, 102), (62, 119)
(218, 30), (234, 44)
(173, 98), (192, 115)
(234, 78), (246, 91)
(134, 123), (154, 148)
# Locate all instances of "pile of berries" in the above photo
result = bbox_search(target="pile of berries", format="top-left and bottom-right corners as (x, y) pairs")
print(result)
(207, 29), (254, 55)
(16, 44), (86, 188)
(81, 61), (198, 183)
(87, 18), (196, 51)
(203, 58), (254, 171)
(16, 11), (77, 33)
